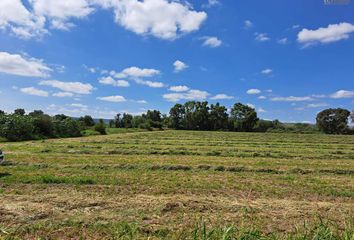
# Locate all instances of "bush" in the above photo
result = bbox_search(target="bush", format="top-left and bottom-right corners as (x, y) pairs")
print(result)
(94, 123), (107, 135)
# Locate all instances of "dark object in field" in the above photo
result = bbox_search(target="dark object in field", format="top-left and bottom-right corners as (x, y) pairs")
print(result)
(150, 165), (192, 171)
(0, 172), (11, 178)
(0, 150), (4, 162)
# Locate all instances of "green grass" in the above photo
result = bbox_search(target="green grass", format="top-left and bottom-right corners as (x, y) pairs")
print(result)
(0, 130), (353, 239)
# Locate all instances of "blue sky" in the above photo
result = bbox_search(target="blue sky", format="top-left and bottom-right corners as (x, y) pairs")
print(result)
(0, 0), (353, 122)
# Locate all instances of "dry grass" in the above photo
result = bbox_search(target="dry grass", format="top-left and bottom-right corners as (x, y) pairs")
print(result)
(0, 130), (353, 239)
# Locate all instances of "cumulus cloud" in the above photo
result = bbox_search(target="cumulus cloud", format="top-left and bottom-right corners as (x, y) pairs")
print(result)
(135, 79), (165, 88)
(271, 96), (315, 102)
(244, 20), (253, 29)
(0, 51), (52, 77)
(99, 76), (130, 87)
(1, 0), (207, 40)
(31, 0), (94, 31)
(210, 94), (234, 100)
(201, 36), (222, 48)
(297, 22), (354, 46)
(53, 92), (74, 97)
(202, 0), (221, 8)
(261, 68), (273, 75)
(247, 89), (261, 94)
(163, 89), (209, 102)
(97, 95), (126, 103)
(330, 90), (354, 99)
(39, 80), (93, 94)
(114, 66), (160, 78)
(258, 107), (266, 113)
(20, 87), (48, 97)
(0, 0), (46, 39)
(99, 0), (207, 40)
(169, 85), (189, 92)
(277, 38), (288, 44)
(173, 60), (188, 72)
(255, 32), (270, 41)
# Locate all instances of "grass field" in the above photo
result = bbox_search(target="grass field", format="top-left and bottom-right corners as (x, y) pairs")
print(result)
(0, 130), (353, 239)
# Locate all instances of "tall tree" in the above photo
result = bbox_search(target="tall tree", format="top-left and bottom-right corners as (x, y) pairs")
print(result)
(14, 108), (25, 116)
(230, 103), (258, 132)
(79, 115), (95, 127)
(169, 104), (185, 129)
(316, 108), (350, 134)
(209, 103), (229, 130)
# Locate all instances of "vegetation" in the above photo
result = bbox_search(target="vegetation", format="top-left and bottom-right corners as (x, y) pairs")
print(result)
(316, 108), (351, 134)
(0, 103), (353, 142)
(0, 130), (353, 238)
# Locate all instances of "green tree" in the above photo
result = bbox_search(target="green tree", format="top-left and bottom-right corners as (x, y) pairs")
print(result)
(209, 103), (228, 130)
(0, 114), (35, 141)
(14, 108), (26, 116)
(122, 113), (133, 128)
(115, 114), (122, 128)
(79, 115), (95, 127)
(0, 110), (5, 116)
(94, 119), (107, 135)
(169, 104), (185, 129)
(30, 111), (54, 137)
(230, 103), (258, 132)
(316, 108), (350, 134)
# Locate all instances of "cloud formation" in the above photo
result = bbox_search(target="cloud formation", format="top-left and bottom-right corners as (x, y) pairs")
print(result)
(298, 22), (354, 46)
(163, 89), (209, 102)
(39, 80), (93, 94)
(0, 51), (52, 77)
(173, 60), (188, 72)
(201, 36), (222, 48)
(20, 87), (48, 97)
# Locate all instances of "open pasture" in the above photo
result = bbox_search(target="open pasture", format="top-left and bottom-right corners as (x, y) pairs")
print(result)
(0, 130), (354, 239)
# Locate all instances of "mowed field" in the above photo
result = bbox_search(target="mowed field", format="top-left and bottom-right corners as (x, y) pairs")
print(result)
(0, 130), (354, 239)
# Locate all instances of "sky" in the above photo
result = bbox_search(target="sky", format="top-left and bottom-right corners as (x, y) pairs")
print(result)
(0, 0), (353, 123)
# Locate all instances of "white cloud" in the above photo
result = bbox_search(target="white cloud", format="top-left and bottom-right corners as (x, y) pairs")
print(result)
(2, 0), (207, 40)
(247, 89), (261, 95)
(173, 60), (188, 72)
(258, 107), (266, 113)
(330, 90), (354, 99)
(261, 68), (273, 75)
(210, 94), (234, 100)
(169, 85), (189, 92)
(97, 95), (126, 103)
(39, 80), (93, 94)
(136, 100), (147, 104)
(31, 0), (94, 31)
(114, 66), (160, 78)
(100, 0), (207, 40)
(278, 38), (288, 44)
(306, 103), (328, 108)
(247, 103), (255, 109)
(20, 87), (48, 97)
(255, 32), (270, 41)
(135, 79), (165, 88)
(244, 20), (253, 29)
(0, 0), (46, 39)
(0, 52), (52, 77)
(53, 92), (74, 98)
(70, 103), (88, 109)
(203, 0), (221, 8)
(297, 22), (354, 46)
(98, 76), (130, 87)
(258, 96), (266, 100)
(271, 96), (315, 102)
(163, 89), (209, 102)
(201, 36), (222, 48)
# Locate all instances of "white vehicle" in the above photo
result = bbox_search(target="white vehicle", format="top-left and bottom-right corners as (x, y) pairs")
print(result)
(0, 150), (4, 162)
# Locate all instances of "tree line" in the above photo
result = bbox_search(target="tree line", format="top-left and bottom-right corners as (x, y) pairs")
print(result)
(0, 102), (353, 141)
